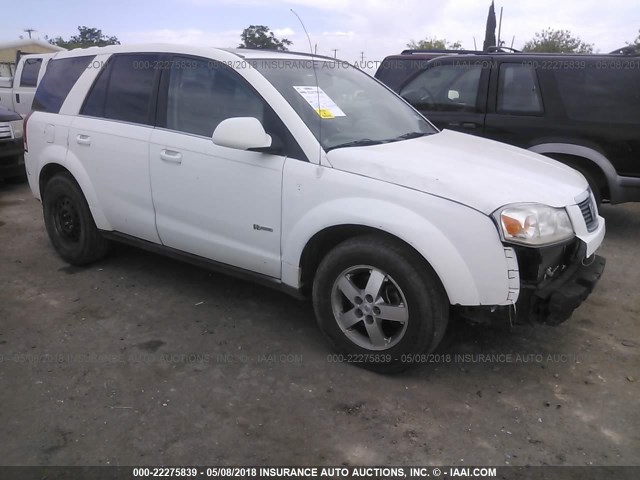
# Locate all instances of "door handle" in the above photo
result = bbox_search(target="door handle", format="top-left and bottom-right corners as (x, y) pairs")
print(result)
(15, 93), (20, 104)
(160, 149), (182, 164)
(76, 134), (91, 146)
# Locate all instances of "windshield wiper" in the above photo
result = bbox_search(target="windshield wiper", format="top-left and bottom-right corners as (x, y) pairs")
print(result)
(325, 139), (386, 152)
(389, 131), (431, 141)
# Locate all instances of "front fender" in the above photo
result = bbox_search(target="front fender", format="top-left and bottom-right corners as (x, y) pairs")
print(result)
(281, 162), (514, 306)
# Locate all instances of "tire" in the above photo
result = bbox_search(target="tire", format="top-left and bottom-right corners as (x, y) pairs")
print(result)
(42, 173), (109, 265)
(312, 234), (449, 373)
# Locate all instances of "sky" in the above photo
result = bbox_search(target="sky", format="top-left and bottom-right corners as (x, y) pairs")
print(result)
(1, 0), (638, 68)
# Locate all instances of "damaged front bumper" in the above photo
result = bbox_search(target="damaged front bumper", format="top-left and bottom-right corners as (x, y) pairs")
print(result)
(515, 242), (605, 325)
(461, 239), (606, 326)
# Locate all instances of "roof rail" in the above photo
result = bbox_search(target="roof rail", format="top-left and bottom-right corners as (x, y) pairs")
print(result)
(233, 47), (339, 62)
(400, 49), (481, 55)
(609, 45), (640, 55)
(486, 46), (521, 53)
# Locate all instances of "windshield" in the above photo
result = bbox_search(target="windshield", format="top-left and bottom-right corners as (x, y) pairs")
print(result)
(251, 59), (437, 151)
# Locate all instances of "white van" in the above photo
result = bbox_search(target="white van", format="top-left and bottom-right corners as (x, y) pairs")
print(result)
(24, 45), (606, 371)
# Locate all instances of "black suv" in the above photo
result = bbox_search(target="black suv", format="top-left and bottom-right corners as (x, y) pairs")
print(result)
(375, 49), (640, 203)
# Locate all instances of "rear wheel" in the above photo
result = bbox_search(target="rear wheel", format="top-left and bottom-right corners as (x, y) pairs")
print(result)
(312, 235), (449, 373)
(42, 173), (109, 265)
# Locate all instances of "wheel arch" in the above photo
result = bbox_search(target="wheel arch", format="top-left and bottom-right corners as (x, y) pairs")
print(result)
(528, 143), (618, 202)
(37, 157), (112, 231)
(298, 224), (451, 300)
(282, 199), (511, 307)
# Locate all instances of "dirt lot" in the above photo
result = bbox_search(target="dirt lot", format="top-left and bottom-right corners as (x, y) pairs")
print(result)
(1, 180), (638, 467)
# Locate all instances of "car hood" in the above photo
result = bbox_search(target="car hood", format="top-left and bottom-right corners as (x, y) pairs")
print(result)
(326, 130), (588, 214)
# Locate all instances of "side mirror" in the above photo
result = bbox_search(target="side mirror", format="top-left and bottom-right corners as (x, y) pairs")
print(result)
(212, 117), (272, 151)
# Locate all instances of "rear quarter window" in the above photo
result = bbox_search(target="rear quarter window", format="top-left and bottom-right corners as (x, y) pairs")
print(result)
(32, 56), (95, 113)
(553, 65), (640, 123)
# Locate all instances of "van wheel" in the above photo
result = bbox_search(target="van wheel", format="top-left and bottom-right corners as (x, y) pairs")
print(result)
(42, 173), (109, 265)
(312, 235), (449, 373)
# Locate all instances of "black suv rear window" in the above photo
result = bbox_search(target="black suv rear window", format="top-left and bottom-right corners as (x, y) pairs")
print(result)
(554, 66), (640, 123)
(81, 53), (160, 125)
(32, 56), (95, 113)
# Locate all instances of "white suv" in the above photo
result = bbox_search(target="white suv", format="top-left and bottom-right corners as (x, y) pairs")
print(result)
(24, 45), (606, 371)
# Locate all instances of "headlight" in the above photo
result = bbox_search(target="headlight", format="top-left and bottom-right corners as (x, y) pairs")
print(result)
(9, 119), (23, 139)
(493, 203), (574, 246)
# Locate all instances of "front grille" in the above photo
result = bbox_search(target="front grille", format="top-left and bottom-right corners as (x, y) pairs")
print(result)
(578, 194), (598, 233)
(0, 124), (13, 140)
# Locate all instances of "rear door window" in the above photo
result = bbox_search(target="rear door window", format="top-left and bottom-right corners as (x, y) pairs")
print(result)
(20, 58), (42, 87)
(82, 54), (160, 125)
(32, 56), (95, 113)
(497, 64), (543, 114)
(399, 63), (483, 112)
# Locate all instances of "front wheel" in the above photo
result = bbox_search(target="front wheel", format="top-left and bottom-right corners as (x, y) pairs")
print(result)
(312, 235), (449, 373)
(42, 173), (109, 265)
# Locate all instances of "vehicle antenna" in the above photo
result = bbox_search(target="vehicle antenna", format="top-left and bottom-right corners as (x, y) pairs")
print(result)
(291, 9), (323, 163)
(497, 6), (503, 47)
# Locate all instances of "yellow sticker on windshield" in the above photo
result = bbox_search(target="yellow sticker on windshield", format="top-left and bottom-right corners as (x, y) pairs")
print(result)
(316, 108), (335, 119)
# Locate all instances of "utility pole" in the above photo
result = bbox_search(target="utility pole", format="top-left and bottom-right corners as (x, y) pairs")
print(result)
(24, 28), (36, 39)
(360, 51), (365, 63)
(331, 48), (339, 58)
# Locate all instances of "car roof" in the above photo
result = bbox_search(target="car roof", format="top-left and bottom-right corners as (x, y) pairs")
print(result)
(48, 44), (328, 62)
(385, 51), (638, 60)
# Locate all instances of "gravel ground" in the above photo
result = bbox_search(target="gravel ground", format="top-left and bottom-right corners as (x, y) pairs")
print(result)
(0, 180), (638, 467)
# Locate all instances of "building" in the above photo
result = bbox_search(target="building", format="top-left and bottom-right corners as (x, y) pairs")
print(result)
(0, 39), (65, 76)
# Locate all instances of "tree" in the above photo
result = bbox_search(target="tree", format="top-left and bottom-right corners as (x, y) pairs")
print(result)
(239, 25), (292, 51)
(49, 26), (120, 49)
(483, 1), (497, 51)
(406, 37), (463, 50)
(628, 29), (640, 47)
(522, 28), (593, 53)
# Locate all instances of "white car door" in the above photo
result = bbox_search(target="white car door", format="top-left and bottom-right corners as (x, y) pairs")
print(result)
(13, 56), (43, 116)
(149, 57), (299, 278)
(67, 53), (162, 244)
